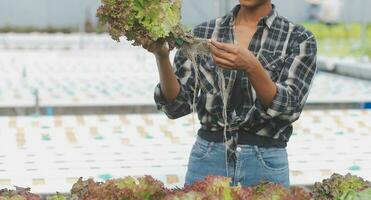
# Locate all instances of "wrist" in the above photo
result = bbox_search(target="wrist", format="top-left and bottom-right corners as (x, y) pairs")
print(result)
(155, 53), (171, 71)
(244, 55), (264, 74)
(244, 61), (259, 75)
(154, 53), (170, 60)
(154, 42), (170, 58)
(155, 52), (170, 60)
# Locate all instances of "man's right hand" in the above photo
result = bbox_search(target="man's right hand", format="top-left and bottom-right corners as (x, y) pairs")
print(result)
(142, 39), (171, 58)
(142, 39), (180, 103)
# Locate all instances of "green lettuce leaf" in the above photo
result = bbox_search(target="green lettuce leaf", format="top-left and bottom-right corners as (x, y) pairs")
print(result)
(97, 0), (190, 47)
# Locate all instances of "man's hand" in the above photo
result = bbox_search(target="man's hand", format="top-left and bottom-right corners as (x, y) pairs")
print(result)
(143, 38), (180, 103)
(210, 40), (278, 108)
(209, 40), (261, 73)
(143, 39), (172, 58)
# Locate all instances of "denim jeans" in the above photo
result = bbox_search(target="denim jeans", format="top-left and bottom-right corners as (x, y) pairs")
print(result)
(185, 136), (290, 188)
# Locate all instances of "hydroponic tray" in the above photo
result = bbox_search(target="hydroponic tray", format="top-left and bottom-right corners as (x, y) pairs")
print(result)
(0, 110), (370, 194)
(307, 72), (371, 104)
(0, 49), (158, 108)
(0, 33), (130, 50)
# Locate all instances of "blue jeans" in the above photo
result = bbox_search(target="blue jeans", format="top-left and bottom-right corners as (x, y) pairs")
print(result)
(185, 136), (290, 187)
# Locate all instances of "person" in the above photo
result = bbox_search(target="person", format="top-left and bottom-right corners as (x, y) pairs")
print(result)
(306, 0), (321, 22)
(318, 0), (343, 26)
(144, 0), (317, 188)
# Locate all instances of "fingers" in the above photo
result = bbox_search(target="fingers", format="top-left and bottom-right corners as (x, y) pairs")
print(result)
(212, 55), (234, 68)
(142, 38), (158, 49)
(168, 42), (175, 51)
(142, 39), (155, 52)
(209, 40), (236, 68)
(160, 42), (170, 51)
(209, 44), (235, 63)
(210, 40), (238, 54)
(142, 39), (169, 56)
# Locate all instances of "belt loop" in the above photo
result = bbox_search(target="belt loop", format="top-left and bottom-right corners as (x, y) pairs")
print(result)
(253, 146), (262, 160)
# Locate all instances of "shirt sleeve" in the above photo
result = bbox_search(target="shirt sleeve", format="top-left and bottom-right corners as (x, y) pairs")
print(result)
(255, 30), (317, 120)
(154, 48), (199, 119)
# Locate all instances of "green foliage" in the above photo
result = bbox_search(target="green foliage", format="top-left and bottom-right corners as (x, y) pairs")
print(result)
(0, 196), (25, 200)
(70, 176), (169, 200)
(252, 183), (290, 200)
(354, 188), (371, 200)
(97, 0), (192, 47)
(303, 23), (366, 40)
(251, 182), (312, 200)
(0, 26), (78, 33)
(3, 173), (371, 200)
(334, 188), (371, 200)
(46, 193), (66, 200)
(290, 186), (313, 200)
(166, 176), (312, 200)
(313, 173), (371, 200)
(163, 191), (207, 200)
(71, 175), (311, 200)
(303, 23), (371, 57)
(179, 176), (249, 200)
(153, 176), (253, 200)
(0, 187), (40, 200)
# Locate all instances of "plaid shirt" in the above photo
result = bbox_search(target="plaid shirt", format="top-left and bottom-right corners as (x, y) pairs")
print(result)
(154, 4), (317, 144)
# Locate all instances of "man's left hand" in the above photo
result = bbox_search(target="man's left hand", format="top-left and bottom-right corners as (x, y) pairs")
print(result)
(209, 40), (260, 73)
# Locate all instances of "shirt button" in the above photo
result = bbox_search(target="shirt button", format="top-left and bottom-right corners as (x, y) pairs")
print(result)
(272, 65), (276, 69)
(236, 147), (242, 152)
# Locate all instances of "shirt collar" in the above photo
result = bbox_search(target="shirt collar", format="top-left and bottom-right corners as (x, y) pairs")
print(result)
(221, 4), (278, 29)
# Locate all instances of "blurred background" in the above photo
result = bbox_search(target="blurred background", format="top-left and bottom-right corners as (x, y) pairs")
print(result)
(0, 0), (370, 196)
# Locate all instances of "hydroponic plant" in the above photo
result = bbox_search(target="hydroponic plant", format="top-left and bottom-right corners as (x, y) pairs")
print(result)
(172, 176), (253, 200)
(0, 187), (41, 200)
(70, 175), (312, 200)
(2, 173), (371, 200)
(251, 182), (312, 200)
(70, 176), (169, 200)
(312, 173), (371, 200)
(96, 0), (206, 50)
(46, 193), (66, 200)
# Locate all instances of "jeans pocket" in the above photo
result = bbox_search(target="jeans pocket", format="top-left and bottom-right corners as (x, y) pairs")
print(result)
(189, 137), (214, 161)
(256, 147), (289, 171)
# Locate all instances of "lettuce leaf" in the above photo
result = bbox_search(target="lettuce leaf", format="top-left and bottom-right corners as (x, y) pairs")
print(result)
(97, 0), (191, 47)
(313, 173), (371, 200)
(355, 188), (371, 200)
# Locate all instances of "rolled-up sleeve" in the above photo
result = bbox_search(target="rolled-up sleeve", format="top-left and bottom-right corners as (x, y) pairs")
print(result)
(256, 31), (317, 120)
(154, 48), (198, 119)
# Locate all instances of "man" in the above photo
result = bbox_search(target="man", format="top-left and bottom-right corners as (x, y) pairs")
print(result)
(318, 0), (343, 26)
(145, 0), (317, 187)
(306, 0), (321, 22)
